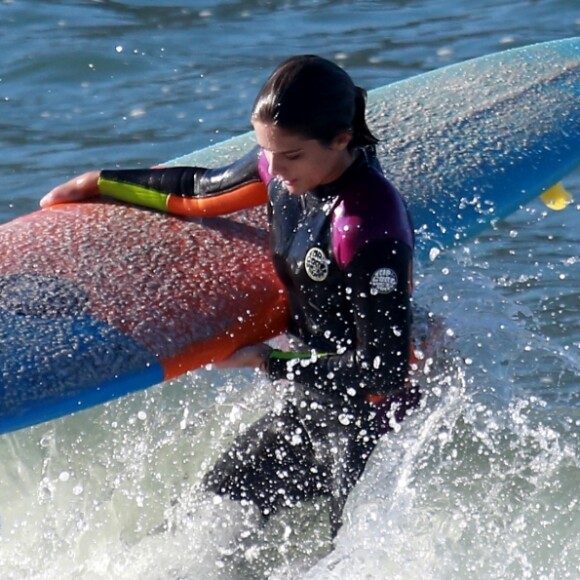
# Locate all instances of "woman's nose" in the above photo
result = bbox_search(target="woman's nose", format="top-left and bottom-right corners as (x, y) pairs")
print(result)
(268, 153), (285, 177)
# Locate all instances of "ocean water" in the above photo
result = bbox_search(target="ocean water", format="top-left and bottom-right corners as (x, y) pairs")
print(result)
(0, 0), (579, 578)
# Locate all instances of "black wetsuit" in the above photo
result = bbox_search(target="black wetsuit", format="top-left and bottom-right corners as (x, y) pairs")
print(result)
(99, 145), (416, 534)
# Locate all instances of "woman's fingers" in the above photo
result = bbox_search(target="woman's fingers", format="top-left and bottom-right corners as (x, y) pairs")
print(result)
(40, 171), (100, 208)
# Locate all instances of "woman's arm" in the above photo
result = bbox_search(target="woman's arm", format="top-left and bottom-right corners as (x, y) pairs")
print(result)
(41, 146), (268, 217)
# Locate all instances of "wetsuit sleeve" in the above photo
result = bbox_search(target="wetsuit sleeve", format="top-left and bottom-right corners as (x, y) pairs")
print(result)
(266, 238), (413, 396)
(97, 145), (268, 217)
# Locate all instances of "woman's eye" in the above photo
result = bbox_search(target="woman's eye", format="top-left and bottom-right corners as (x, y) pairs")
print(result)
(285, 153), (301, 161)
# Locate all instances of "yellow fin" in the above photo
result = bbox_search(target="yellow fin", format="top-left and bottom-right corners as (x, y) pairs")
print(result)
(540, 182), (573, 211)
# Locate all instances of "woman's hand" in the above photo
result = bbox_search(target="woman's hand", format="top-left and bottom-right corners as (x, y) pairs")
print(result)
(213, 343), (273, 370)
(40, 171), (101, 208)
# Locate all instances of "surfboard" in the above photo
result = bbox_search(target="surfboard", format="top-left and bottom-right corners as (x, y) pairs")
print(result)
(0, 38), (578, 435)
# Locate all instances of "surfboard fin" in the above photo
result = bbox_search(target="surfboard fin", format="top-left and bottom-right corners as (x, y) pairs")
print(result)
(540, 182), (573, 211)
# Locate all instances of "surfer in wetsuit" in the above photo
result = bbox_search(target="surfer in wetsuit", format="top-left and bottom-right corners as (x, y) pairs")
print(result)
(41, 55), (417, 537)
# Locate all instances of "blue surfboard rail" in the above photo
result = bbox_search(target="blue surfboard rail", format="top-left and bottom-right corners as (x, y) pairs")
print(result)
(0, 38), (578, 435)
(376, 36), (580, 258)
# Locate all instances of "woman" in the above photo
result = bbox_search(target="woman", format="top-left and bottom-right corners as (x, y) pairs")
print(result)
(41, 55), (417, 536)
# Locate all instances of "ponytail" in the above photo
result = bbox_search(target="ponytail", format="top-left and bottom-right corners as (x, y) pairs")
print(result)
(351, 86), (379, 149)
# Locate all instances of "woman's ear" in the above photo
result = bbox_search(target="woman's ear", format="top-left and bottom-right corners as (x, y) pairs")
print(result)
(331, 129), (353, 151)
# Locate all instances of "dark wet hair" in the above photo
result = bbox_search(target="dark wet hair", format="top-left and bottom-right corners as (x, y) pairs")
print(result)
(251, 55), (378, 149)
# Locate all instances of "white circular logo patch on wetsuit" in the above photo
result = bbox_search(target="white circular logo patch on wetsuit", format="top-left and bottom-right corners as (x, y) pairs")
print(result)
(370, 268), (398, 295)
(304, 247), (329, 282)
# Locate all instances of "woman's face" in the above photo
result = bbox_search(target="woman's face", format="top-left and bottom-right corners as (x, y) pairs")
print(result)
(252, 121), (353, 195)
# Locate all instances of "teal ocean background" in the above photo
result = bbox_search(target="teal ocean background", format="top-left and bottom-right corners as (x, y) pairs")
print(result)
(0, 1), (578, 578)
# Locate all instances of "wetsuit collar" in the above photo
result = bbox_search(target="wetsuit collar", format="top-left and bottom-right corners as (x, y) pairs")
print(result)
(310, 148), (369, 201)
